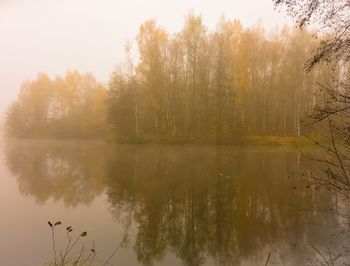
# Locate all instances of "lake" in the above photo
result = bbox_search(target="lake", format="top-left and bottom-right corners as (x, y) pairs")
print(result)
(0, 140), (346, 266)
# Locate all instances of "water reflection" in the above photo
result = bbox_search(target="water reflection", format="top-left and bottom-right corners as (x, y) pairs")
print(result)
(5, 140), (106, 206)
(105, 146), (334, 265)
(5, 141), (338, 265)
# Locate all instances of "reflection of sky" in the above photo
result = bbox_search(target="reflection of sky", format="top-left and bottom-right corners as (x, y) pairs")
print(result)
(0, 0), (289, 114)
(1, 142), (339, 266)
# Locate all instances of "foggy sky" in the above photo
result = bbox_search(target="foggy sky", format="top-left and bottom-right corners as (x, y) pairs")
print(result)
(0, 0), (289, 115)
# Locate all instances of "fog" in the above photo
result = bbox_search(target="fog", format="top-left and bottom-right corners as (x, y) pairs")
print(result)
(0, 0), (289, 115)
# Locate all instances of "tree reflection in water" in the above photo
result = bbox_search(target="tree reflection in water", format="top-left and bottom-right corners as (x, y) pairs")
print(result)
(5, 140), (107, 206)
(5, 141), (341, 265)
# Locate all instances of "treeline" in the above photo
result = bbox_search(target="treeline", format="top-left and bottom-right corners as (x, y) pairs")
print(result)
(6, 71), (106, 138)
(6, 15), (329, 141)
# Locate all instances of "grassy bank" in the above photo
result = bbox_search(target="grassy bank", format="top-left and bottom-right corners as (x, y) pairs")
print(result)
(5, 135), (316, 147)
(110, 135), (313, 146)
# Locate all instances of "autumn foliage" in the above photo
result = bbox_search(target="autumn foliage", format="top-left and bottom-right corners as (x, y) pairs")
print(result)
(6, 15), (330, 141)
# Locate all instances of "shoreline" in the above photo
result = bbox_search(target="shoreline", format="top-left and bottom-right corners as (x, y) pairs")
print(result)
(5, 136), (313, 146)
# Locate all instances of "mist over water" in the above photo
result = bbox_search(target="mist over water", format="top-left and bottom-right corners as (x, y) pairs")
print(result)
(2, 1), (350, 265)
(0, 140), (344, 265)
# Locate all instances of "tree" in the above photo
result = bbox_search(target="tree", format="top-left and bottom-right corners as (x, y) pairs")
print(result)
(181, 14), (207, 136)
(6, 71), (106, 138)
(105, 17), (325, 142)
(7, 17), (327, 142)
(136, 20), (168, 136)
(274, 0), (350, 70)
(107, 65), (137, 139)
(274, 0), (350, 192)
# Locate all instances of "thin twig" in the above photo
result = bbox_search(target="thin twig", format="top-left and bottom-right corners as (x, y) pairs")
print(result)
(311, 244), (330, 266)
(264, 252), (271, 266)
(102, 234), (128, 266)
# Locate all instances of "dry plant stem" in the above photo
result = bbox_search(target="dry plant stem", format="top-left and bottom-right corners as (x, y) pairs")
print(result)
(82, 251), (96, 265)
(47, 222), (96, 266)
(61, 231), (72, 264)
(74, 244), (85, 264)
(102, 234), (127, 266)
(51, 227), (57, 266)
(83, 241), (96, 265)
(65, 235), (82, 257)
(264, 252), (271, 266)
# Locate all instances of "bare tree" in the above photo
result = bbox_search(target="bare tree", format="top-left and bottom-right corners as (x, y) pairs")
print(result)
(274, 0), (350, 70)
(274, 0), (350, 193)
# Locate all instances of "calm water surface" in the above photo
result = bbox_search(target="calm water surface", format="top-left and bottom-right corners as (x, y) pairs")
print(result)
(0, 140), (344, 266)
